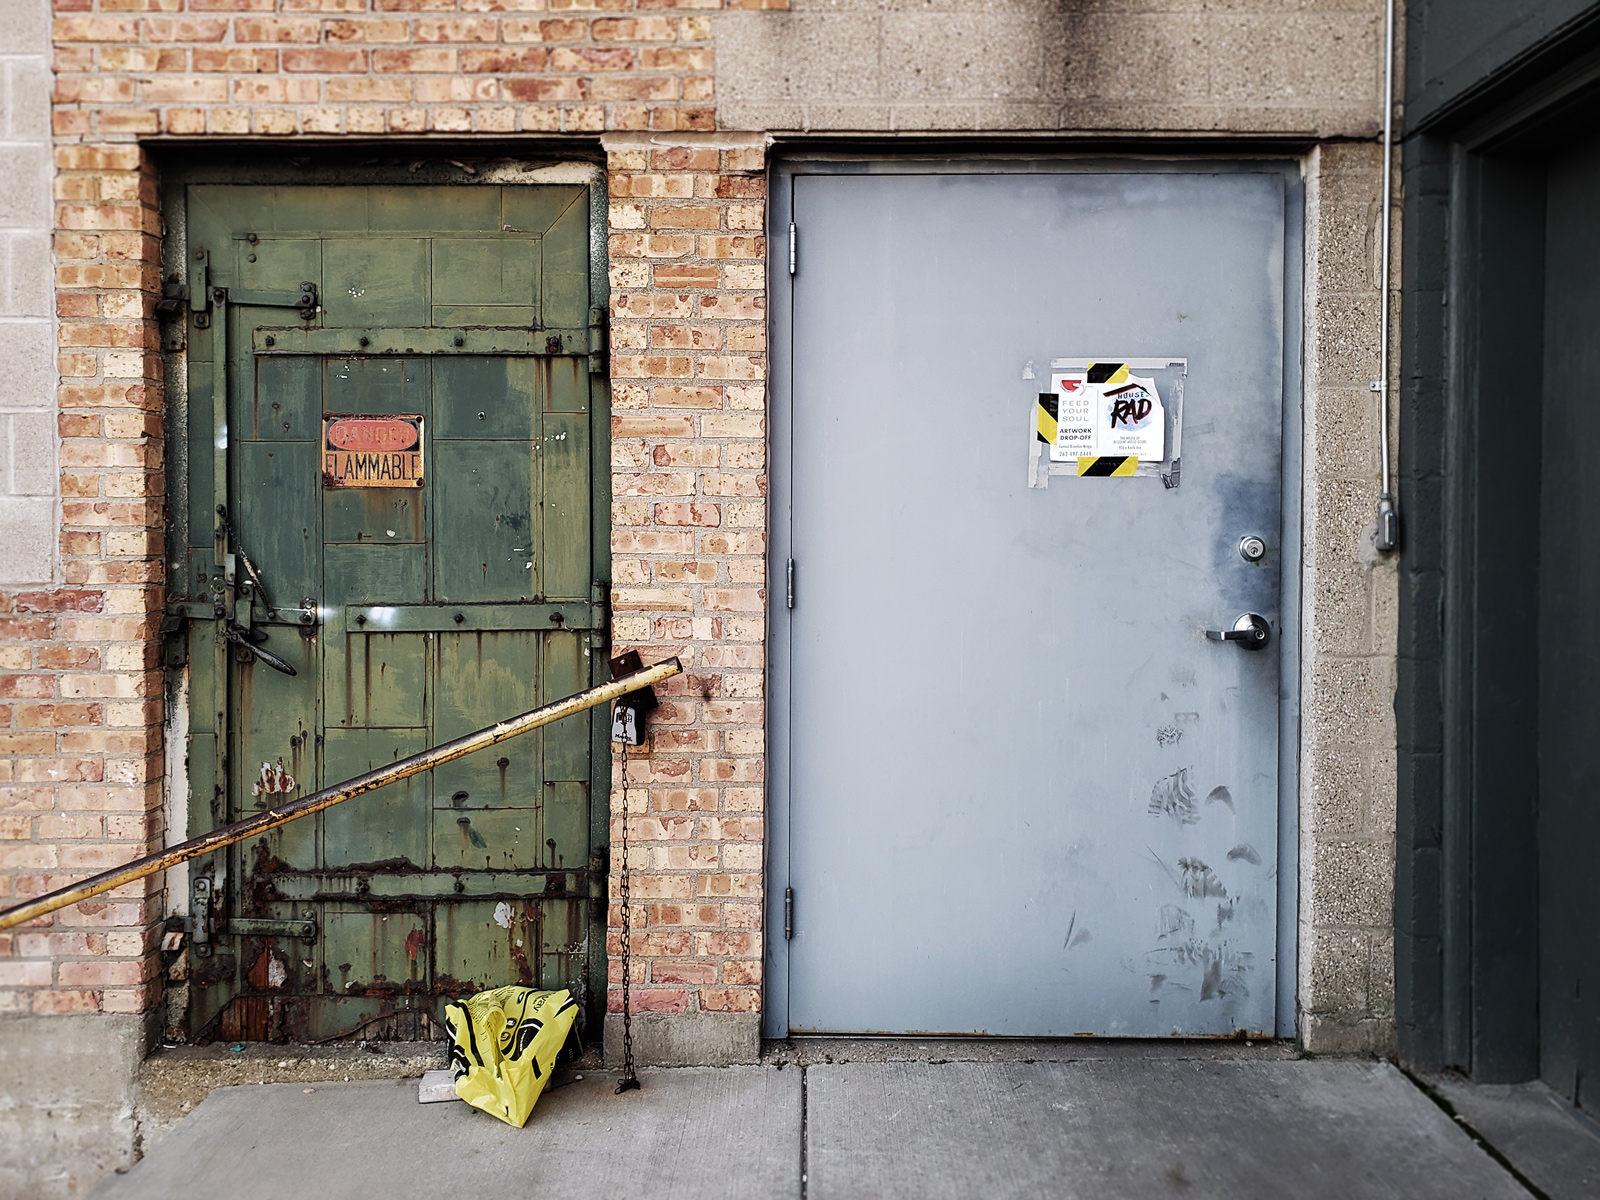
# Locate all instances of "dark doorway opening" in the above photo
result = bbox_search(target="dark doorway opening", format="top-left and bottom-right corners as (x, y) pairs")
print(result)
(1398, 66), (1600, 1113)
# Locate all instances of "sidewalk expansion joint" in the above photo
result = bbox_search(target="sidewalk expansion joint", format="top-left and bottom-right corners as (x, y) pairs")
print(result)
(1400, 1065), (1552, 1200)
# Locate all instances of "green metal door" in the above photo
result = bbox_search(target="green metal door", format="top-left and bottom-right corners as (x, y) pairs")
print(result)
(172, 183), (608, 1043)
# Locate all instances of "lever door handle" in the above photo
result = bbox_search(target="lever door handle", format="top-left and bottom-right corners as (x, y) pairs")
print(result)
(1206, 613), (1271, 651)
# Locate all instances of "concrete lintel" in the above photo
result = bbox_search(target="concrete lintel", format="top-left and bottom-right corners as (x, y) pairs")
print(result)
(603, 1012), (761, 1067)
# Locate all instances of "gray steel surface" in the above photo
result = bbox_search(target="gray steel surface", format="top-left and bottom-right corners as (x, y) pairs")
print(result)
(778, 169), (1292, 1035)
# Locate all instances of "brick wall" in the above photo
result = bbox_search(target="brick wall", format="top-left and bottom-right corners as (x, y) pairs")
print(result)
(0, 139), (166, 1019)
(47, 0), (756, 140)
(3, 0), (786, 1028)
(606, 138), (769, 1022)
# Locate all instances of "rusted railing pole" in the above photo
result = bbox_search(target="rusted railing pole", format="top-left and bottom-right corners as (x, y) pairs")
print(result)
(0, 658), (681, 932)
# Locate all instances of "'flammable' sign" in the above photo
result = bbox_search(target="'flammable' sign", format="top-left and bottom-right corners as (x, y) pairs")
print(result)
(323, 415), (424, 488)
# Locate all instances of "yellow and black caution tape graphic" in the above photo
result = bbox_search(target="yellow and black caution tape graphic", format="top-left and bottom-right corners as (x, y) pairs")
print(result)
(1077, 456), (1138, 477)
(1036, 393), (1058, 445)
(1085, 362), (1131, 385)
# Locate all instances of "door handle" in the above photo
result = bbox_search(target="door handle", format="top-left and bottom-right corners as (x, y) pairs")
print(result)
(1206, 613), (1272, 651)
(223, 621), (298, 675)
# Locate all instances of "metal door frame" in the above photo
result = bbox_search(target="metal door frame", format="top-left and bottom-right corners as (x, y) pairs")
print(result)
(764, 152), (1305, 1039)
(154, 149), (615, 1034)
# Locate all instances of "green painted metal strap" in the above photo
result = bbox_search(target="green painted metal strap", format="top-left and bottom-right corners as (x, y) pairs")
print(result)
(253, 328), (591, 356)
(167, 601), (600, 632)
(345, 602), (602, 632)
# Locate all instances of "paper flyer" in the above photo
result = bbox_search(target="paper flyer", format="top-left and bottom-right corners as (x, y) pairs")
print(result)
(1049, 372), (1165, 463)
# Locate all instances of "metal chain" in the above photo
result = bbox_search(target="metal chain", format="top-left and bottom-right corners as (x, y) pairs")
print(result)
(615, 737), (640, 1093)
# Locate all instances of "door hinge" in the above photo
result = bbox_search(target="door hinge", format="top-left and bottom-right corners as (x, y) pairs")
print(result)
(188, 874), (214, 957)
(589, 581), (611, 652)
(588, 305), (608, 373)
(788, 222), (797, 276)
(155, 283), (188, 318)
(786, 558), (795, 609)
(784, 886), (794, 940)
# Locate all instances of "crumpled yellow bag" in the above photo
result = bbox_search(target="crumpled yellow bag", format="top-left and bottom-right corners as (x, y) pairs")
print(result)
(444, 986), (580, 1128)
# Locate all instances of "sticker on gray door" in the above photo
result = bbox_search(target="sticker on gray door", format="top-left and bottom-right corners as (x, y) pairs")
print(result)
(777, 169), (1293, 1036)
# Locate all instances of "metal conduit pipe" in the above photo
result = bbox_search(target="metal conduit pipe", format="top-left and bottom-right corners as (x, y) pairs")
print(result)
(1374, 0), (1400, 551)
(0, 658), (683, 932)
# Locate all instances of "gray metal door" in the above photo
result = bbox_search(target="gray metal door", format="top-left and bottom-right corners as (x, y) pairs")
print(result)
(770, 165), (1300, 1037)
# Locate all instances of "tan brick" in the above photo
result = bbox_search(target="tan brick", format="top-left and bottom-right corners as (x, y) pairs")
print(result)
(234, 18), (322, 43)
(414, 18), (499, 42)
(282, 48), (368, 72)
(194, 47), (280, 72)
(551, 47), (636, 72)
(612, 355), (692, 380)
(373, 48), (457, 72)
(653, 264), (719, 288)
(326, 77), (412, 103)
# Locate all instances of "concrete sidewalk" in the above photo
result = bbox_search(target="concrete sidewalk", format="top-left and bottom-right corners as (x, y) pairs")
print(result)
(95, 1049), (1600, 1200)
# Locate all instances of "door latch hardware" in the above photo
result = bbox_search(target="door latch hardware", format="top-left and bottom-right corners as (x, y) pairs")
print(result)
(222, 620), (298, 675)
(1206, 613), (1272, 651)
(212, 282), (319, 322)
(1238, 535), (1267, 563)
(609, 650), (662, 747)
(256, 604), (319, 627)
(173, 896), (320, 952)
(224, 916), (318, 944)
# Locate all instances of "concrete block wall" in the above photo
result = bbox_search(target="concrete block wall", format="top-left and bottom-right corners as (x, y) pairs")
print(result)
(714, 0), (1384, 138)
(0, 0), (57, 586)
(1299, 140), (1402, 1054)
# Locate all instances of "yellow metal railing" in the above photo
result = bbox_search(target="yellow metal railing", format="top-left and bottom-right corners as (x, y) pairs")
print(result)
(0, 658), (681, 932)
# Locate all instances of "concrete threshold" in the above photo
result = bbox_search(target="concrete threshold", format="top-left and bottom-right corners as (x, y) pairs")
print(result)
(98, 1041), (1552, 1200)
(764, 1034), (1302, 1065)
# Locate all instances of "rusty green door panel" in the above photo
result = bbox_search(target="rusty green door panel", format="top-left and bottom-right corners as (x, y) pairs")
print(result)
(175, 182), (606, 1044)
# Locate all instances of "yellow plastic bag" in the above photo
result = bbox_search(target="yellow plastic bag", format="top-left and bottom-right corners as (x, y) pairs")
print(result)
(444, 986), (580, 1128)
